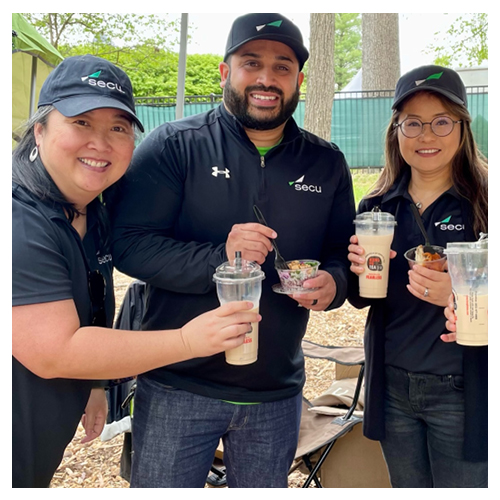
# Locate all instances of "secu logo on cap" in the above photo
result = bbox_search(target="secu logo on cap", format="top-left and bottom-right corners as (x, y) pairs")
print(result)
(81, 70), (126, 94)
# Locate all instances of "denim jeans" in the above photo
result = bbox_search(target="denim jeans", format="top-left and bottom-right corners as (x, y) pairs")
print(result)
(130, 376), (302, 488)
(380, 365), (487, 488)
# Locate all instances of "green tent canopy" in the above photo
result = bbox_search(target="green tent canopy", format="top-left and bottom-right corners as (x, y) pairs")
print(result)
(12, 13), (64, 143)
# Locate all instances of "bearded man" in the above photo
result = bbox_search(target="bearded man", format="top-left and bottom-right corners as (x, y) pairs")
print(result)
(110, 13), (355, 488)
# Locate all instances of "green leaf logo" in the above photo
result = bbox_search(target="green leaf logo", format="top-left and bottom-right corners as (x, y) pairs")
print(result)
(415, 72), (443, 87)
(81, 70), (102, 81)
(256, 20), (283, 31)
(435, 215), (452, 226)
(289, 175), (304, 186)
(426, 72), (444, 81)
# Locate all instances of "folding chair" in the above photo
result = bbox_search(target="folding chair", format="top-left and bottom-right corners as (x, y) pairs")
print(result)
(289, 339), (366, 488)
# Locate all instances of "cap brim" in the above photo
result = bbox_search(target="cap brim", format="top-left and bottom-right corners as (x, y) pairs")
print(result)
(226, 34), (309, 69)
(392, 87), (465, 110)
(53, 95), (144, 132)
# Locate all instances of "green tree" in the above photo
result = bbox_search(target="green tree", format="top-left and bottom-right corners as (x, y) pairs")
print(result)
(427, 13), (488, 67)
(334, 14), (362, 91)
(183, 54), (224, 95)
(22, 13), (180, 56)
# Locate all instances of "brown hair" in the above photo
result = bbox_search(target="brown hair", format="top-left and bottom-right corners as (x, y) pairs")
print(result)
(368, 90), (488, 237)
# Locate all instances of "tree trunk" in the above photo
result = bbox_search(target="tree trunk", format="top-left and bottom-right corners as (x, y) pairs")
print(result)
(362, 13), (400, 93)
(303, 13), (335, 142)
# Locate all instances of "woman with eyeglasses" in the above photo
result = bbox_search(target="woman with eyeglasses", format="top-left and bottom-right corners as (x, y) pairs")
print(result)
(347, 66), (488, 487)
(12, 55), (260, 488)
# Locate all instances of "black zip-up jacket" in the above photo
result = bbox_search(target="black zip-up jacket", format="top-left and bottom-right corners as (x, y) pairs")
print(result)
(110, 104), (356, 403)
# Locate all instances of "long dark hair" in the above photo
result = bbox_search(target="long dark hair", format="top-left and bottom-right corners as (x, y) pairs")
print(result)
(12, 105), (111, 247)
(368, 90), (488, 237)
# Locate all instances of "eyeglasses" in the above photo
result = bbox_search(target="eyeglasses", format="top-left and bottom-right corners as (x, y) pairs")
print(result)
(88, 270), (107, 327)
(394, 116), (462, 138)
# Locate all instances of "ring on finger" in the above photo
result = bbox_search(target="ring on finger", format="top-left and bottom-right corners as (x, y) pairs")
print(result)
(424, 287), (429, 298)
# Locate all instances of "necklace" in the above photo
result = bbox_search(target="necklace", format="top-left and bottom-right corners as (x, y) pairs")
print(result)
(408, 180), (452, 212)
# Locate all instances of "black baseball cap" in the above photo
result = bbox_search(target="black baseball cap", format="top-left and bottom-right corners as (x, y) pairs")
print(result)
(38, 54), (144, 132)
(224, 13), (309, 70)
(392, 65), (467, 110)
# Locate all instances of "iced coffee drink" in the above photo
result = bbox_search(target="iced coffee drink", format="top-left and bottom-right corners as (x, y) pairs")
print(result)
(225, 307), (260, 365)
(354, 211), (396, 298)
(445, 236), (488, 346)
(454, 292), (488, 346)
(213, 253), (265, 365)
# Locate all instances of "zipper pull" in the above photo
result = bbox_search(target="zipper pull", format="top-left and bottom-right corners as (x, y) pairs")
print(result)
(260, 156), (265, 168)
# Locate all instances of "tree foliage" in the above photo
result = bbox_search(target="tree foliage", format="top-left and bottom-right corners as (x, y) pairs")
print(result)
(20, 13), (363, 97)
(22, 13), (180, 54)
(334, 14), (362, 91)
(427, 13), (488, 67)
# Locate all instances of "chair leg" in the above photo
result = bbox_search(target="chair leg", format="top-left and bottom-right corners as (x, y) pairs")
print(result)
(302, 439), (338, 488)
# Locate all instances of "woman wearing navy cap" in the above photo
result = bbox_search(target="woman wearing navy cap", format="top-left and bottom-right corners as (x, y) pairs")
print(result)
(347, 65), (487, 487)
(12, 55), (260, 488)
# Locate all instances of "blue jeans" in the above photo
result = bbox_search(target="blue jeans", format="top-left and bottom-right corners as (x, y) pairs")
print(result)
(130, 376), (302, 488)
(380, 365), (487, 488)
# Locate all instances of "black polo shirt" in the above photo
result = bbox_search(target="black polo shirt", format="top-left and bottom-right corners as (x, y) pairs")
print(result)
(357, 170), (470, 375)
(12, 183), (114, 487)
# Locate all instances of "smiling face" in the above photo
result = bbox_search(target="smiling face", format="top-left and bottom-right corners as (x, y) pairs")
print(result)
(219, 39), (304, 131)
(34, 108), (135, 208)
(397, 92), (462, 178)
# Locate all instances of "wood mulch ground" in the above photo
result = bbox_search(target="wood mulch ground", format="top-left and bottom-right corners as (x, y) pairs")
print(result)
(49, 270), (368, 488)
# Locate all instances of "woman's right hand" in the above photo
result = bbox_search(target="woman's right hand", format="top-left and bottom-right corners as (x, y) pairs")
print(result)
(441, 294), (457, 343)
(348, 235), (366, 275)
(180, 301), (261, 358)
(348, 235), (397, 275)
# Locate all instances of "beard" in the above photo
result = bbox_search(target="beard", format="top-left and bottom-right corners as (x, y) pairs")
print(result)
(223, 76), (300, 131)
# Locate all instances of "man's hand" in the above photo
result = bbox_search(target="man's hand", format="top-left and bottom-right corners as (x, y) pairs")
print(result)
(226, 223), (276, 264)
(291, 271), (337, 310)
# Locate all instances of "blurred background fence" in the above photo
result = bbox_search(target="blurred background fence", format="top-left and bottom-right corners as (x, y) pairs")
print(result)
(134, 86), (488, 169)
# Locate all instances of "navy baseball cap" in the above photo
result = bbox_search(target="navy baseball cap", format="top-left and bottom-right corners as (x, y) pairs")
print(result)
(224, 13), (309, 70)
(38, 54), (144, 132)
(392, 65), (467, 110)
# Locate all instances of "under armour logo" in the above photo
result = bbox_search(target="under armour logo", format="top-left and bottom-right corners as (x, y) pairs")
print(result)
(212, 167), (230, 178)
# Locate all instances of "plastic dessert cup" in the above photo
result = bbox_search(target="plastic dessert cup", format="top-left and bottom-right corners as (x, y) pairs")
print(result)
(276, 260), (320, 293)
(404, 245), (447, 271)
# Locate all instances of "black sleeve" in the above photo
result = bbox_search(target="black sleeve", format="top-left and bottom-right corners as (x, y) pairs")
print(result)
(109, 128), (225, 294)
(320, 154), (357, 310)
(12, 198), (73, 307)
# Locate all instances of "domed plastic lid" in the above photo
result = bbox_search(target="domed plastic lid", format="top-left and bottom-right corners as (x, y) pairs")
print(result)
(213, 252), (265, 283)
(354, 207), (396, 226)
(445, 233), (488, 255)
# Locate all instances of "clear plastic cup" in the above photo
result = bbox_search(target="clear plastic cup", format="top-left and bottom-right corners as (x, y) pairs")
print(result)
(444, 235), (488, 346)
(354, 210), (396, 298)
(213, 254), (265, 365)
(404, 245), (447, 271)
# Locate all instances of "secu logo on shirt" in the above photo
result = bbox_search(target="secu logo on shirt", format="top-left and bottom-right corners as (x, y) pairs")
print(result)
(434, 216), (465, 231)
(98, 254), (113, 265)
(288, 175), (322, 194)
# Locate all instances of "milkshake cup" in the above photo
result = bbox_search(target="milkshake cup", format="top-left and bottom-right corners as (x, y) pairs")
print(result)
(354, 210), (396, 298)
(444, 234), (488, 346)
(213, 252), (265, 365)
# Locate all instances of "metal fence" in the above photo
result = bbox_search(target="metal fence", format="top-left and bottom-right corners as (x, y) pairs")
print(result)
(134, 86), (488, 168)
